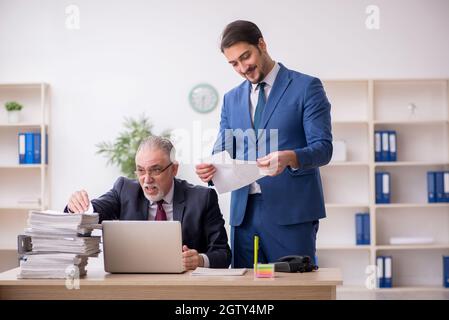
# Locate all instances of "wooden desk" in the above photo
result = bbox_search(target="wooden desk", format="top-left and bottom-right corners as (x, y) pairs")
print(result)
(0, 266), (342, 300)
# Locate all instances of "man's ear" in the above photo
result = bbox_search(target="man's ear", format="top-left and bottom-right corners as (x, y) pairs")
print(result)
(172, 161), (179, 176)
(258, 37), (267, 52)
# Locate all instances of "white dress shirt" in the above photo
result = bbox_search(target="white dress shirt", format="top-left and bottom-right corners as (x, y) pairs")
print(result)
(249, 62), (281, 194)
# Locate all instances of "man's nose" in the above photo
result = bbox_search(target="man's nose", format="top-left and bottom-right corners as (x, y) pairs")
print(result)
(144, 174), (155, 184)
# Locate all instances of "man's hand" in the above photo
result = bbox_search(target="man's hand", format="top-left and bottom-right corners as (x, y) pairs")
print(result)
(68, 190), (90, 213)
(257, 150), (299, 176)
(182, 245), (204, 270)
(195, 163), (216, 183)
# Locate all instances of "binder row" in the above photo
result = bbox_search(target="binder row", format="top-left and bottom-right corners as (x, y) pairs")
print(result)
(355, 213), (370, 245)
(375, 130), (397, 162)
(375, 172), (391, 204)
(427, 171), (449, 203)
(376, 256), (392, 288)
(18, 132), (47, 164)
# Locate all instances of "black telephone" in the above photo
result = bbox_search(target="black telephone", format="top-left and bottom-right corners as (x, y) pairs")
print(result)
(273, 255), (318, 273)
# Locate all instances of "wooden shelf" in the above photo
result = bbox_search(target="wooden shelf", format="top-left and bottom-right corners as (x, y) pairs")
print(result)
(317, 245), (371, 251)
(375, 161), (449, 167)
(376, 244), (449, 250)
(0, 164), (47, 169)
(327, 162), (369, 167)
(325, 203), (370, 209)
(373, 119), (448, 125)
(337, 285), (449, 292)
(375, 203), (449, 209)
(332, 120), (368, 125)
(0, 123), (47, 128)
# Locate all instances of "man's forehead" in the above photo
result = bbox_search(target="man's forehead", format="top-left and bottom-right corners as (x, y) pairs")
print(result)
(224, 42), (253, 61)
(135, 148), (168, 166)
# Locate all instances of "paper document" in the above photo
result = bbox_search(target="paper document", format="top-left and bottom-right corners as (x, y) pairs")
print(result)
(389, 237), (434, 245)
(191, 267), (247, 276)
(201, 151), (266, 194)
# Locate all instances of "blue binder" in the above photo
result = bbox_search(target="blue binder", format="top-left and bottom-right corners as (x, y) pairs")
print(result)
(375, 173), (382, 204)
(376, 256), (384, 288)
(443, 171), (449, 202)
(444, 256), (449, 288)
(436, 172), (445, 202)
(18, 133), (26, 164)
(376, 172), (391, 203)
(388, 131), (397, 161)
(383, 256), (392, 288)
(375, 131), (381, 162)
(355, 213), (364, 245)
(24, 132), (34, 164)
(381, 172), (391, 203)
(33, 133), (41, 164)
(427, 172), (437, 203)
(381, 131), (389, 162)
(362, 213), (370, 245)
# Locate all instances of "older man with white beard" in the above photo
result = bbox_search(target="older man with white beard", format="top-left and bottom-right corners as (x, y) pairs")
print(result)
(65, 136), (231, 270)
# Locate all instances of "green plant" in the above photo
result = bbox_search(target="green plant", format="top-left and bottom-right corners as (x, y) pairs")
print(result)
(96, 114), (170, 178)
(5, 101), (23, 111)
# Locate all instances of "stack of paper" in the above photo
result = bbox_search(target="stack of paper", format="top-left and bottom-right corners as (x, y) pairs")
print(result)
(191, 267), (247, 276)
(389, 237), (434, 245)
(17, 210), (101, 279)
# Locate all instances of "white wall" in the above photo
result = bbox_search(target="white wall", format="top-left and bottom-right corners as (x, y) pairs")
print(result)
(0, 0), (448, 225)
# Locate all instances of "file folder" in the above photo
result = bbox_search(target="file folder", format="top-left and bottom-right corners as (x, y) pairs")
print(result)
(444, 256), (449, 288)
(362, 213), (370, 245)
(388, 131), (397, 161)
(355, 213), (364, 245)
(18, 133), (26, 164)
(24, 132), (34, 164)
(444, 171), (449, 202)
(375, 131), (381, 162)
(381, 172), (391, 203)
(375, 172), (382, 204)
(427, 171), (437, 203)
(33, 133), (41, 164)
(436, 172), (445, 202)
(383, 256), (392, 288)
(381, 131), (389, 162)
(376, 256), (384, 288)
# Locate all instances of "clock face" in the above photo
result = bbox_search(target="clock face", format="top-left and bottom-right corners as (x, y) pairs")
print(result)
(189, 84), (219, 113)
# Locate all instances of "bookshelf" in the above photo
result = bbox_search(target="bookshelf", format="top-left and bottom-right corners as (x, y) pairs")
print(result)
(318, 79), (449, 291)
(0, 83), (50, 269)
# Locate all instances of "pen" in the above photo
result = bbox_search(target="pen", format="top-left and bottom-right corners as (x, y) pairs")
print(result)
(254, 235), (259, 271)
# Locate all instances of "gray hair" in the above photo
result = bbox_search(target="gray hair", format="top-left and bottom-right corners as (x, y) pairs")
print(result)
(136, 136), (175, 161)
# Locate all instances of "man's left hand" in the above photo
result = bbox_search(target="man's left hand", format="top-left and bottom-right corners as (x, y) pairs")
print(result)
(182, 245), (204, 270)
(257, 150), (299, 176)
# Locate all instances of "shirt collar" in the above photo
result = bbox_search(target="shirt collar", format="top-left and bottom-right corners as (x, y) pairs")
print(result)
(251, 61), (280, 92)
(146, 179), (175, 205)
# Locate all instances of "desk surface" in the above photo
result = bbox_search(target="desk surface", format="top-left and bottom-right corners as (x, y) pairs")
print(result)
(0, 266), (342, 300)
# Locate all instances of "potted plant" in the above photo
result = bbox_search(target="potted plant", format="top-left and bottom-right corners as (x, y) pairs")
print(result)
(96, 114), (171, 178)
(5, 101), (23, 123)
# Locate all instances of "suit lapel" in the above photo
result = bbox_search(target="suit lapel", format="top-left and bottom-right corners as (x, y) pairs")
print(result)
(259, 64), (292, 130)
(172, 179), (186, 223)
(139, 194), (150, 220)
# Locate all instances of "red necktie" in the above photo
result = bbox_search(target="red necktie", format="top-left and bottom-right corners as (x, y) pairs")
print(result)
(155, 200), (167, 221)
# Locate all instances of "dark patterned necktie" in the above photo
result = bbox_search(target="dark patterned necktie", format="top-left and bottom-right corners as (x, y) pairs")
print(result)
(155, 200), (167, 221)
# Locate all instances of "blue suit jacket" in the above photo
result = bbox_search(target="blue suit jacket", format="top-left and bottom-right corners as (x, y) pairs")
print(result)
(65, 177), (231, 268)
(213, 63), (332, 226)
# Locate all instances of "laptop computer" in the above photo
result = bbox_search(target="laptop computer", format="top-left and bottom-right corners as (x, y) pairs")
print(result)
(102, 220), (185, 273)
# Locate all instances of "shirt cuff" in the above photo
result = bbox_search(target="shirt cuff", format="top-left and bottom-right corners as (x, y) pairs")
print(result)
(200, 253), (210, 268)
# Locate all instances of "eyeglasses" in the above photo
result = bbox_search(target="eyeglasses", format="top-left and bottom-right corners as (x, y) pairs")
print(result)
(135, 162), (173, 177)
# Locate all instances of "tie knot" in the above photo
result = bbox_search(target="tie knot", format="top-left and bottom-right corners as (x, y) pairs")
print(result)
(257, 82), (266, 91)
(156, 199), (164, 207)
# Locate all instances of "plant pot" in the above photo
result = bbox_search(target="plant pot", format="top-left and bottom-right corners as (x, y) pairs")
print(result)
(7, 110), (20, 123)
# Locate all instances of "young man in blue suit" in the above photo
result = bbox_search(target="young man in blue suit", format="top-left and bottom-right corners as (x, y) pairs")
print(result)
(196, 20), (332, 268)
(66, 136), (231, 270)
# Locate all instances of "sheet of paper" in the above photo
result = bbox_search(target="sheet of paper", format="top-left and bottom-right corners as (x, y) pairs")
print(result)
(191, 267), (247, 276)
(201, 151), (266, 194)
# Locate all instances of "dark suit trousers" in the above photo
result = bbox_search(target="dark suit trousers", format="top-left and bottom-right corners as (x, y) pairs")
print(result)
(231, 194), (319, 268)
